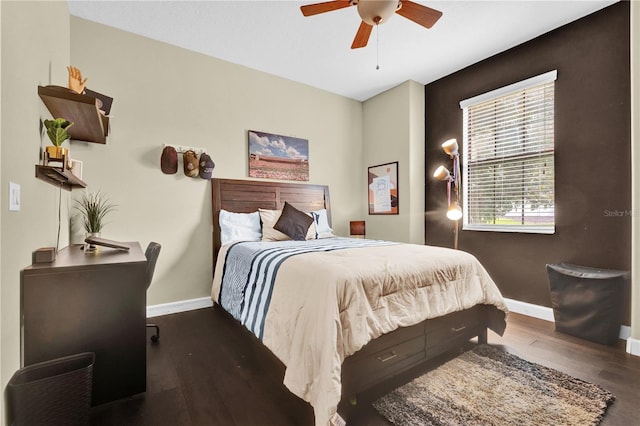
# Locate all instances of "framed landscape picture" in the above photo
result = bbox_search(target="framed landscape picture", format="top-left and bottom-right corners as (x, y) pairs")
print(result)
(368, 161), (399, 215)
(248, 130), (309, 181)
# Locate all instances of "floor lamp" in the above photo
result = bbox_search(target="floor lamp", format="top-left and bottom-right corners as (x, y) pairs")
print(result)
(433, 138), (462, 249)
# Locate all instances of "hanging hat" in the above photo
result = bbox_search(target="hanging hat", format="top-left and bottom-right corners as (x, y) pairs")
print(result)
(199, 152), (215, 179)
(183, 150), (199, 177)
(160, 146), (178, 174)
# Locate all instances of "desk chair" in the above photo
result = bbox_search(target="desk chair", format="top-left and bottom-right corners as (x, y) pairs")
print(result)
(145, 242), (161, 343)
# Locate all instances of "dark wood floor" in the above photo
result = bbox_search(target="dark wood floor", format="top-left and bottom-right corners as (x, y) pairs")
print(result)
(91, 305), (640, 425)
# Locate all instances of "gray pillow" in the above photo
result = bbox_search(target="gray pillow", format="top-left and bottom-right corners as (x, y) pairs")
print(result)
(274, 202), (314, 241)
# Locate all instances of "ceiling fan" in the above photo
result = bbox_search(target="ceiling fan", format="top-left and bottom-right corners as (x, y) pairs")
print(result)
(300, 0), (443, 49)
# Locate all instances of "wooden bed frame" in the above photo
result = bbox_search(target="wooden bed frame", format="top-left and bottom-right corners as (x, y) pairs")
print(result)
(211, 178), (331, 266)
(210, 178), (506, 408)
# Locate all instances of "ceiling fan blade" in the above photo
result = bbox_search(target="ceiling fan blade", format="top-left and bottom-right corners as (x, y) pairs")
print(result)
(351, 21), (373, 49)
(396, 0), (443, 29)
(300, 1), (352, 17)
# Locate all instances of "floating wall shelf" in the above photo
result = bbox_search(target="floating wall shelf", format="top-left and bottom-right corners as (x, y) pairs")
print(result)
(38, 85), (109, 144)
(35, 165), (87, 191)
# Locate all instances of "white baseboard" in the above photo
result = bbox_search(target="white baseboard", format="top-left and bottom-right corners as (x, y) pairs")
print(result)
(504, 297), (634, 353)
(146, 297), (213, 318)
(146, 296), (637, 356)
(626, 337), (640, 356)
(504, 298), (555, 322)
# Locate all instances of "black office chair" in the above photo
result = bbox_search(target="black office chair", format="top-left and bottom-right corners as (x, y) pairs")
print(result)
(145, 242), (162, 343)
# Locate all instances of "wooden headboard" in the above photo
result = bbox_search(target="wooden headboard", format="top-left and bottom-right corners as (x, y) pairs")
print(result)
(211, 178), (331, 265)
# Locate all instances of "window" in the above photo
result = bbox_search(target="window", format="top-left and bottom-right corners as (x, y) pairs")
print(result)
(460, 71), (556, 234)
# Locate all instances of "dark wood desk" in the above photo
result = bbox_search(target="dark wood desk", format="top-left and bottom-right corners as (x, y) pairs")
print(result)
(21, 242), (147, 406)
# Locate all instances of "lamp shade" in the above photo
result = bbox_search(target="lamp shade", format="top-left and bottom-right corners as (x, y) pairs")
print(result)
(441, 138), (459, 158)
(447, 203), (463, 221)
(350, 220), (366, 236)
(433, 165), (451, 181)
(356, 0), (398, 25)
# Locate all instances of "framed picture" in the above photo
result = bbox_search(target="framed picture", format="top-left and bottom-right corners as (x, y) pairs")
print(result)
(248, 130), (309, 181)
(368, 161), (399, 215)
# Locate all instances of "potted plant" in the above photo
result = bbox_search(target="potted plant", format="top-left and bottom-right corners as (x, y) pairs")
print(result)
(75, 190), (116, 252)
(43, 118), (73, 166)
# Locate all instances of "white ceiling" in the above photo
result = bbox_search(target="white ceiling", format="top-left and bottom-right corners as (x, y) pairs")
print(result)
(66, 0), (617, 101)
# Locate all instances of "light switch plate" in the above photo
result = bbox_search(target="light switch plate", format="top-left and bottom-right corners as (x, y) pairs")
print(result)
(9, 181), (20, 211)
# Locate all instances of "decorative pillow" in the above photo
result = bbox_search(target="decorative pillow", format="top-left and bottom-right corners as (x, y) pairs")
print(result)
(259, 208), (290, 241)
(306, 220), (317, 240)
(311, 209), (334, 239)
(274, 202), (314, 241)
(260, 207), (316, 241)
(219, 209), (262, 246)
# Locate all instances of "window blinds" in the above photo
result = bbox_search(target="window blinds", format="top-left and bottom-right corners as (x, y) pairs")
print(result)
(460, 71), (556, 234)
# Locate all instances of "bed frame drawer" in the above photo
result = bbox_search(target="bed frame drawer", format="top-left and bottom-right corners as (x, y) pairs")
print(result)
(343, 336), (425, 392)
(342, 322), (425, 393)
(341, 305), (493, 398)
(349, 321), (424, 359)
(425, 306), (484, 356)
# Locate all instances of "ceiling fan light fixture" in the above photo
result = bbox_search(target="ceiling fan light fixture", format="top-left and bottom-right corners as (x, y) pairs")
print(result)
(301, 0), (442, 50)
(356, 0), (400, 26)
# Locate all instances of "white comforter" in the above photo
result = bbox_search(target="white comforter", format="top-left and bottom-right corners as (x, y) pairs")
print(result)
(211, 238), (508, 425)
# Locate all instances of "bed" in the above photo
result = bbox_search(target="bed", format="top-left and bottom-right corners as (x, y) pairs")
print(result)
(210, 178), (508, 426)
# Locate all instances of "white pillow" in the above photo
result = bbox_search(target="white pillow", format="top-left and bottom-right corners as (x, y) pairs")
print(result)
(219, 209), (262, 246)
(311, 209), (334, 239)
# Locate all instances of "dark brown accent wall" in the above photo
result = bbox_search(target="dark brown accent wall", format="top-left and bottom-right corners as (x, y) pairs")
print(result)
(425, 2), (631, 324)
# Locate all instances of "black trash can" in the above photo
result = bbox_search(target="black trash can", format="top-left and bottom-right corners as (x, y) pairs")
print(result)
(7, 352), (95, 426)
(546, 263), (628, 345)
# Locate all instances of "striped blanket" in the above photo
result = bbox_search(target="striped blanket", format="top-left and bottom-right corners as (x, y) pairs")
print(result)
(218, 238), (396, 340)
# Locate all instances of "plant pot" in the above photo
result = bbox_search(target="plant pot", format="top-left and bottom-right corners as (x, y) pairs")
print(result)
(45, 146), (67, 159)
(84, 232), (101, 253)
(44, 146), (69, 169)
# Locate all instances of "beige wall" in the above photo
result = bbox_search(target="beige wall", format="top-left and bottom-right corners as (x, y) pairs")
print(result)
(407, 81), (426, 244)
(69, 17), (365, 306)
(0, 0), (71, 417)
(362, 80), (425, 244)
